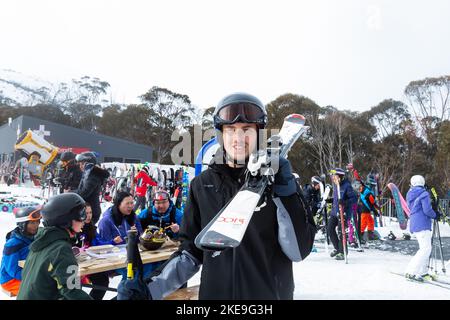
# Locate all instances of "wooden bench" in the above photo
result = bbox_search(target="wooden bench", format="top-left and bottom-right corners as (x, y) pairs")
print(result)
(164, 285), (199, 300)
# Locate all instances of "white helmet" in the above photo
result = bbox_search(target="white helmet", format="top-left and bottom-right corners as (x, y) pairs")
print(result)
(410, 175), (425, 187)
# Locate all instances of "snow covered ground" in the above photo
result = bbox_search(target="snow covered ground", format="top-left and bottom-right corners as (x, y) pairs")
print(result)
(1, 184), (449, 300)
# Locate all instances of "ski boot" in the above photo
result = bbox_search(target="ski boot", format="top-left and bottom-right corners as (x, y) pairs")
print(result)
(421, 273), (437, 281)
(405, 273), (423, 283)
(403, 233), (411, 240)
(349, 241), (358, 248)
(330, 249), (338, 258)
(368, 231), (380, 241)
(387, 231), (396, 240)
(335, 253), (345, 260)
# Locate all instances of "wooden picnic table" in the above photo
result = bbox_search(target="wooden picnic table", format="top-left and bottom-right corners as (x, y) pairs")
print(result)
(19, 240), (179, 277)
(17, 240), (200, 300)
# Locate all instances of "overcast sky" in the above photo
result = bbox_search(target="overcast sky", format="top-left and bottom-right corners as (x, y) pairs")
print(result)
(1, 0), (450, 111)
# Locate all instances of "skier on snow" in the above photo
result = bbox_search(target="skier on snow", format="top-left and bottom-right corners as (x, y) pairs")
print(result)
(117, 92), (316, 300)
(327, 168), (357, 260)
(404, 175), (439, 282)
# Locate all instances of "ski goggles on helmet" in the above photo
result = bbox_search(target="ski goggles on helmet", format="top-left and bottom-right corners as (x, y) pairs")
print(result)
(15, 207), (42, 223)
(215, 103), (266, 127)
(154, 190), (169, 202)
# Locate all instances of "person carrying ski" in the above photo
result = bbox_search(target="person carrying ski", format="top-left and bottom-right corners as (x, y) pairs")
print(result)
(327, 168), (358, 260)
(117, 92), (315, 300)
(17, 193), (92, 300)
(133, 165), (157, 212)
(0, 206), (41, 296)
(137, 189), (183, 238)
(75, 152), (110, 224)
(404, 175), (439, 282)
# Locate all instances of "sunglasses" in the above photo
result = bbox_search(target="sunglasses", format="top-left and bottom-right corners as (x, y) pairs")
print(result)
(215, 103), (266, 125)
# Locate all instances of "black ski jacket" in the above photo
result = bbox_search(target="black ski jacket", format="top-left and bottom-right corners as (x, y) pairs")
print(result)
(61, 162), (82, 192)
(303, 184), (321, 215)
(168, 161), (315, 300)
(76, 164), (110, 223)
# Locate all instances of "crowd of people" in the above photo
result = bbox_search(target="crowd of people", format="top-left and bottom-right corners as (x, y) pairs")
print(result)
(0, 92), (443, 300)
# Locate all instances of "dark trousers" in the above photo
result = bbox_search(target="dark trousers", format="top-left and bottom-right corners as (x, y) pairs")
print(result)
(133, 195), (147, 211)
(327, 215), (347, 254)
(88, 272), (109, 300)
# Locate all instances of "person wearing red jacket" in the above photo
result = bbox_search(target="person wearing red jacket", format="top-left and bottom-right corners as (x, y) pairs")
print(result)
(133, 165), (157, 211)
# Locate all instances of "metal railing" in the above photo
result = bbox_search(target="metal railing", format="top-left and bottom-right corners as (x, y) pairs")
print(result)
(379, 197), (449, 219)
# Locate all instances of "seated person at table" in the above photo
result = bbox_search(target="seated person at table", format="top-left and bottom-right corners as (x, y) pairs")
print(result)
(77, 202), (112, 300)
(1, 206), (41, 296)
(98, 191), (143, 245)
(138, 189), (183, 239)
(17, 193), (92, 300)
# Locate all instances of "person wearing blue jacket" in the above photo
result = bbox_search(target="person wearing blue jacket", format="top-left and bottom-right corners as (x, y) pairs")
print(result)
(97, 191), (143, 245)
(327, 168), (358, 260)
(138, 189), (184, 239)
(0, 206), (41, 296)
(405, 175), (438, 282)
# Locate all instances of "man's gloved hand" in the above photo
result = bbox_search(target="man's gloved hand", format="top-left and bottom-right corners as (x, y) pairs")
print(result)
(273, 157), (297, 197)
(117, 277), (152, 300)
(435, 211), (441, 221)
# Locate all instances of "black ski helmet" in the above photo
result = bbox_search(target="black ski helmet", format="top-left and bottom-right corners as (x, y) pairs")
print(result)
(213, 92), (267, 130)
(15, 206), (42, 233)
(41, 193), (86, 228)
(75, 152), (97, 165)
(60, 151), (76, 162)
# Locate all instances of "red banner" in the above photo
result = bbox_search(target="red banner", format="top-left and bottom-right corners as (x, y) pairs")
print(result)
(58, 147), (91, 154)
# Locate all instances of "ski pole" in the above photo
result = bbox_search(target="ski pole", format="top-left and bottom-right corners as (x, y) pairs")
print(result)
(435, 219), (446, 274)
(126, 229), (139, 280)
(336, 182), (348, 264)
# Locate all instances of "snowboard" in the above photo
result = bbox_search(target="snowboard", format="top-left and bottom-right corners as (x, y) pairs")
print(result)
(387, 183), (409, 230)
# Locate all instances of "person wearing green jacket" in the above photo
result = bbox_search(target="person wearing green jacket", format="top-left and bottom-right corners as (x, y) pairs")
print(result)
(17, 193), (92, 300)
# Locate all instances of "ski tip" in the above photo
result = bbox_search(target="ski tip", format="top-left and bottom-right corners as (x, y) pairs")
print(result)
(285, 114), (305, 121)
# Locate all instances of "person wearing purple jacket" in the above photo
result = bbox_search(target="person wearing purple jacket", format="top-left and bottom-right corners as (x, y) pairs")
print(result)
(404, 175), (439, 282)
(97, 191), (143, 245)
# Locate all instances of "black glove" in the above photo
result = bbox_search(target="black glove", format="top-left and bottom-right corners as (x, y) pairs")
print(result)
(435, 211), (441, 221)
(273, 157), (296, 197)
(117, 277), (152, 300)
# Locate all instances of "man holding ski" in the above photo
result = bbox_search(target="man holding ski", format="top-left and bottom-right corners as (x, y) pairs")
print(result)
(118, 92), (315, 300)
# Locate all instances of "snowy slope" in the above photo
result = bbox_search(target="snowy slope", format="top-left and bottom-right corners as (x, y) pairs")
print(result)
(1, 184), (449, 300)
(0, 69), (55, 106)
